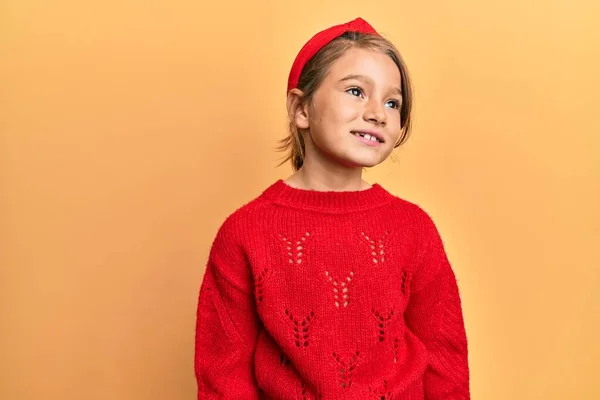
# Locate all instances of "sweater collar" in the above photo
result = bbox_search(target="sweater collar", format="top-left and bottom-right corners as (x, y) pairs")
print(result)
(260, 179), (394, 213)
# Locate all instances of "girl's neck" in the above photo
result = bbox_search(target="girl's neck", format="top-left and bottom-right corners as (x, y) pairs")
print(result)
(284, 159), (371, 192)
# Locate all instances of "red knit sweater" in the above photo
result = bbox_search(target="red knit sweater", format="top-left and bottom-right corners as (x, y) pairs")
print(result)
(195, 180), (470, 399)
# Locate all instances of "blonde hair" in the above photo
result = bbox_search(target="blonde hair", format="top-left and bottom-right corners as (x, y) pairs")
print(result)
(278, 31), (414, 171)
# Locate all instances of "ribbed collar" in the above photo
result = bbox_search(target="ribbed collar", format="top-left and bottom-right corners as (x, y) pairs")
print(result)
(260, 179), (395, 213)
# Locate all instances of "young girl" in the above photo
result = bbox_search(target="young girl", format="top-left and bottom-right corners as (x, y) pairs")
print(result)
(194, 17), (470, 399)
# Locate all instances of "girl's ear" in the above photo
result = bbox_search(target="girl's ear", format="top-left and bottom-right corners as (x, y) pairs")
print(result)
(287, 88), (310, 130)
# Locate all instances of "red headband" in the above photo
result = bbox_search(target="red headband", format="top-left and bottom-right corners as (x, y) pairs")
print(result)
(287, 17), (380, 92)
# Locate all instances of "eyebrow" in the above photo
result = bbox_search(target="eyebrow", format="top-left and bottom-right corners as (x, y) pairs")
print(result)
(339, 74), (403, 96)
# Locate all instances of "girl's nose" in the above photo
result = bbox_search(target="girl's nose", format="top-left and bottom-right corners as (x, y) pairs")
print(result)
(363, 99), (387, 127)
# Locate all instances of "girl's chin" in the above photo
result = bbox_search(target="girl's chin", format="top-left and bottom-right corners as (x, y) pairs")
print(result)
(335, 157), (385, 169)
(311, 145), (389, 169)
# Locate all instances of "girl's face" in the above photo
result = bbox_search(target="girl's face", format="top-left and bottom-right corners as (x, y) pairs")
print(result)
(297, 47), (403, 169)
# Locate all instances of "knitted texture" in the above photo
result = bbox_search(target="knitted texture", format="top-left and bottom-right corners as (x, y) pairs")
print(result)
(194, 180), (470, 399)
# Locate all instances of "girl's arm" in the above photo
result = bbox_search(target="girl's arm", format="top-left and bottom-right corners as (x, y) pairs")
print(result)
(194, 218), (259, 399)
(404, 210), (470, 399)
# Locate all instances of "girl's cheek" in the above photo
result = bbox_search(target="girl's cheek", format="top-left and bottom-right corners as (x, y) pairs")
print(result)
(340, 105), (361, 121)
(387, 112), (401, 128)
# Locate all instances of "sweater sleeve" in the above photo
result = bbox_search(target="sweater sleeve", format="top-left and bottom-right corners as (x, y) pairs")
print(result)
(194, 218), (260, 399)
(404, 209), (470, 399)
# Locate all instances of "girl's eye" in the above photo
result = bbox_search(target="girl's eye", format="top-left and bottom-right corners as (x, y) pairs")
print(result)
(347, 87), (363, 97)
(386, 100), (401, 109)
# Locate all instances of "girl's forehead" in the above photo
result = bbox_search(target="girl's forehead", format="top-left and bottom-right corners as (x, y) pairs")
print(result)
(328, 48), (400, 81)
(333, 48), (393, 68)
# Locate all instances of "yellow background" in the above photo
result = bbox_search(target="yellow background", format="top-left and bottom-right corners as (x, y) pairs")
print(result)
(2, 0), (599, 399)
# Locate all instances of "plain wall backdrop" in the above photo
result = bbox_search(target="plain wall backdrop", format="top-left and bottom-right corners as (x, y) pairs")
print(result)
(2, 0), (599, 399)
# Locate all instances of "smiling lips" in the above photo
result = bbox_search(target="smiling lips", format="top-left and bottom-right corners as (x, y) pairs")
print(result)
(351, 131), (384, 145)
